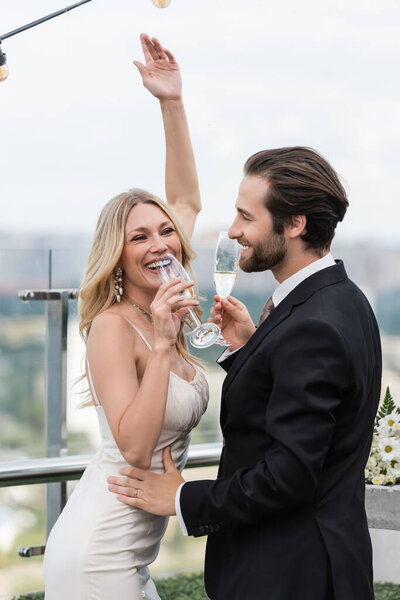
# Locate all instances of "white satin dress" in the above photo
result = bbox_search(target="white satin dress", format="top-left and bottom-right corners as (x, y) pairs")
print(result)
(43, 320), (209, 600)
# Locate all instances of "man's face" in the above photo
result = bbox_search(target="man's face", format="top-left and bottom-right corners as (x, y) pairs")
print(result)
(228, 175), (287, 273)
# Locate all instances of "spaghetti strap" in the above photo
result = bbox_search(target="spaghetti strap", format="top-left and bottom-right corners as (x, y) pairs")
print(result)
(123, 317), (152, 351)
(86, 359), (101, 406)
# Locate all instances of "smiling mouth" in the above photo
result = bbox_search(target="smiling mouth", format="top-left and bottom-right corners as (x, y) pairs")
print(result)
(145, 256), (173, 272)
(239, 244), (250, 252)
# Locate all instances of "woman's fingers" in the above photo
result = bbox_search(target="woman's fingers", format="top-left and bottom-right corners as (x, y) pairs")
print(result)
(161, 46), (177, 65)
(157, 278), (194, 301)
(151, 37), (166, 60)
(152, 278), (198, 316)
(140, 33), (159, 63)
(175, 307), (190, 320)
(167, 297), (199, 311)
(133, 60), (147, 77)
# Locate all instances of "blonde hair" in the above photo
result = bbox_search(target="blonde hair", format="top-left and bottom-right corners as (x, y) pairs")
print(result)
(79, 189), (202, 404)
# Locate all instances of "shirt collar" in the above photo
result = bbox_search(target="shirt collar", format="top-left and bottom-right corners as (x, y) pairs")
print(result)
(272, 252), (336, 308)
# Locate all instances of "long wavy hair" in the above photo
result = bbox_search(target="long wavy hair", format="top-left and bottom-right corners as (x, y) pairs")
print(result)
(78, 189), (202, 404)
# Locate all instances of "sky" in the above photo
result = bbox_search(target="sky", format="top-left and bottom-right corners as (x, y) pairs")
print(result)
(1, 0), (400, 245)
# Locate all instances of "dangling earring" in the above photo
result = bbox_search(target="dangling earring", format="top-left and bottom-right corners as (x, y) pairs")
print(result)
(113, 267), (124, 303)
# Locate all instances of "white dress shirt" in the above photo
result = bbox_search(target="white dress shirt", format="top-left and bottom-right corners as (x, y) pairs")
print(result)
(175, 252), (336, 535)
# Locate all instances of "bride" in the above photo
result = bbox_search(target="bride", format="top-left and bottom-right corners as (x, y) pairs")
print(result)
(43, 34), (209, 599)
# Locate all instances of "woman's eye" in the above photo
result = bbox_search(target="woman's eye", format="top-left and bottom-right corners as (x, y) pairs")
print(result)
(162, 228), (175, 235)
(131, 235), (146, 241)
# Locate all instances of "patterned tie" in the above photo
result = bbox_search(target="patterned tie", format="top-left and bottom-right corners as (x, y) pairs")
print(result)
(258, 296), (275, 326)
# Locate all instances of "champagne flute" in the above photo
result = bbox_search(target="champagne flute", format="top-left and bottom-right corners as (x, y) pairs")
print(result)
(158, 254), (221, 349)
(213, 232), (241, 346)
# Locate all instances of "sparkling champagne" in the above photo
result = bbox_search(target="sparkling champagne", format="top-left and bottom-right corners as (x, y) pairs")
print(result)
(213, 271), (238, 298)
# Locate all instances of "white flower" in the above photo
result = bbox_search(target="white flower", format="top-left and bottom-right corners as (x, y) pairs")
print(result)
(377, 422), (390, 435)
(378, 437), (400, 462)
(372, 474), (386, 485)
(379, 413), (400, 430)
(386, 475), (397, 485)
(366, 395), (400, 485)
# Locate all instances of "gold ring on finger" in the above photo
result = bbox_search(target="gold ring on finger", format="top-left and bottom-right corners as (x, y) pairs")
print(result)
(133, 488), (138, 498)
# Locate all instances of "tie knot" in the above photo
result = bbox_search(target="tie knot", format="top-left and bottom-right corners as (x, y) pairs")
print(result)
(258, 296), (274, 326)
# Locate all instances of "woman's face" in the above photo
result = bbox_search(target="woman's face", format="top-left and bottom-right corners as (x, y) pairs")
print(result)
(119, 202), (183, 294)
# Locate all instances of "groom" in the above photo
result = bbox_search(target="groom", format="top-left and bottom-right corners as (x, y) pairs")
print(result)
(108, 146), (382, 600)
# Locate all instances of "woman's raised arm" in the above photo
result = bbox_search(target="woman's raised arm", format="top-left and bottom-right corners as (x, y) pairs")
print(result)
(134, 33), (201, 239)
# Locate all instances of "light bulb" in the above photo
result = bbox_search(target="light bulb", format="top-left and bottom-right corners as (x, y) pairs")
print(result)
(0, 64), (9, 82)
(152, 0), (171, 7)
(0, 46), (8, 82)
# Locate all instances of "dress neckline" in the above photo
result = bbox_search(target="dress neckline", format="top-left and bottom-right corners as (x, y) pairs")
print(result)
(94, 367), (201, 411)
(169, 366), (201, 386)
(123, 316), (199, 385)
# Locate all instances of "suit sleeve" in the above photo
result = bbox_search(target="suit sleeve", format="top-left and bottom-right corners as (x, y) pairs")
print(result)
(217, 346), (244, 373)
(180, 318), (350, 536)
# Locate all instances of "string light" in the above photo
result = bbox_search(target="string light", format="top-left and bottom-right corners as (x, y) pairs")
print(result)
(152, 0), (171, 7)
(0, 0), (92, 83)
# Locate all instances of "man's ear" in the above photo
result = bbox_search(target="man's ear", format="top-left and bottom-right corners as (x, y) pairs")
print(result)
(287, 215), (307, 239)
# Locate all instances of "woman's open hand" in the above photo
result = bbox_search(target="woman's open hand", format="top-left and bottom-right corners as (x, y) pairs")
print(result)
(134, 33), (181, 101)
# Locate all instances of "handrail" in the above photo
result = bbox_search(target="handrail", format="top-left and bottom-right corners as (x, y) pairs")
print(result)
(1, 444), (400, 533)
(0, 443), (222, 487)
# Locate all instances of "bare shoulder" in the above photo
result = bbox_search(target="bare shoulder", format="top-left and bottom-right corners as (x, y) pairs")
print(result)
(92, 309), (128, 328)
(88, 310), (136, 350)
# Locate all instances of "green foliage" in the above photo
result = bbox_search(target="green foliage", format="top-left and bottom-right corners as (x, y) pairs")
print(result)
(374, 583), (400, 600)
(155, 572), (208, 600)
(375, 386), (400, 430)
(11, 594), (44, 600)
(10, 576), (400, 600)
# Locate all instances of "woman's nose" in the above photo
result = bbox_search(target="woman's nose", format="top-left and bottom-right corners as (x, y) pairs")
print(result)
(150, 235), (169, 253)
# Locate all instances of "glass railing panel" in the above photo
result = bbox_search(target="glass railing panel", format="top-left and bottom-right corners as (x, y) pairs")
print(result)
(0, 249), (49, 461)
(0, 484), (45, 597)
(332, 241), (400, 400)
(51, 247), (100, 455)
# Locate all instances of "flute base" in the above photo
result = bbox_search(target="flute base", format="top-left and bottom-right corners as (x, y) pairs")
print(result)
(189, 323), (221, 349)
(214, 335), (231, 347)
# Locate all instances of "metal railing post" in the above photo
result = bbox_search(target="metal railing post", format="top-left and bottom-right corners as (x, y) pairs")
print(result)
(45, 290), (69, 538)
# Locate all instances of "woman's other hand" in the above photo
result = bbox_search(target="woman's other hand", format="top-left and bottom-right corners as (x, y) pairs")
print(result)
(134, 33), (181, 101)
(210, 295), (256, 350)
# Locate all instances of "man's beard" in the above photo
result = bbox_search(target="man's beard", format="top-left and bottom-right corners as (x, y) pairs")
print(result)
(240, 232), (287, 273)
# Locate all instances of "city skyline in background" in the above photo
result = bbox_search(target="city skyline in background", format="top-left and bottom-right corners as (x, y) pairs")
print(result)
(1, 0), (400, 244)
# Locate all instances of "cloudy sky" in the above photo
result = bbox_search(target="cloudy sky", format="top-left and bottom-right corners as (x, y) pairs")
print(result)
(1, 0), (400, 244)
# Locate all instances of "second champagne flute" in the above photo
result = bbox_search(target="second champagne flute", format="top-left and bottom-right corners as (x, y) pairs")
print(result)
(213, 232), (241, 346)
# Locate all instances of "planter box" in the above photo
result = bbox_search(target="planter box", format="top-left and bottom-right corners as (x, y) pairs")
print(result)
(366, 484), (400, 530)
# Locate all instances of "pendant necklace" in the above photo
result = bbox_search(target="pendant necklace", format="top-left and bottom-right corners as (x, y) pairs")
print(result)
(124, 297), (153, 322)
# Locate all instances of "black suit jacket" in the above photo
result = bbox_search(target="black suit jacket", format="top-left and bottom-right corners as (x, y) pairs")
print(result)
(180, 261), (381, 600)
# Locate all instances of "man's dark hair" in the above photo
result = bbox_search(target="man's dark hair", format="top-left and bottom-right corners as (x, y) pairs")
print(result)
(244, 147), (349, 254)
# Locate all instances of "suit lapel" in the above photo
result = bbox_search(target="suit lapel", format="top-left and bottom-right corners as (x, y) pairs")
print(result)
(222, 302), (292, 398)
(221, 260), (348, 399)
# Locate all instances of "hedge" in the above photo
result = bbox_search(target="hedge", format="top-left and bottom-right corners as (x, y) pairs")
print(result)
(10, 574), (400, 600)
